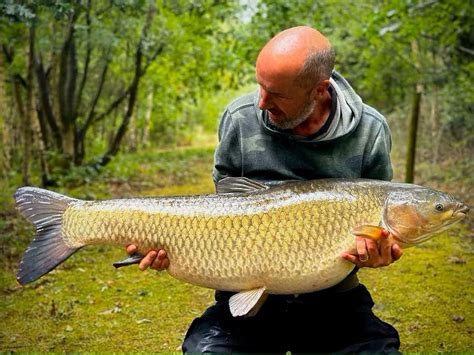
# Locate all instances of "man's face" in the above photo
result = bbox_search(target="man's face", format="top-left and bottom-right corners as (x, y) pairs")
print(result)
(256, 69), (316, 130)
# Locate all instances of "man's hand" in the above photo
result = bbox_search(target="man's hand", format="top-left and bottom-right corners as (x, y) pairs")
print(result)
(340, 229), (403, 268)
(126, 244), (169, 271)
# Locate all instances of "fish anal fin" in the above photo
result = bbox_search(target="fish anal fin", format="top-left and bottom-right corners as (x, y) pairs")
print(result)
(217, 177), (269, 194)
(351, 225), (385, 241)
(229, 286), (267, 317)
(245, 292), (268, 317)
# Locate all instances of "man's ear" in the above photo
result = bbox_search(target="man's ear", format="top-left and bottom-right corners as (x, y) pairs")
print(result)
(314, 79), (330, 97)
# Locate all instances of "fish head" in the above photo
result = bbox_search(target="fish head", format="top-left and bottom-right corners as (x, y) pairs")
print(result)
(383, 187), (469, 246)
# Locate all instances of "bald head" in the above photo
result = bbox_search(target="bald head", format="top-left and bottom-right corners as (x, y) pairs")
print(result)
(256, 26), (335, 89)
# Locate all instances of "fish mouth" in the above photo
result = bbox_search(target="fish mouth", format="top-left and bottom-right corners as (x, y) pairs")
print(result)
(454, 204), (469, 218)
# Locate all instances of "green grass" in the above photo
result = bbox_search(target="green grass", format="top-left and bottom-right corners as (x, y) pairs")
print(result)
(0, 248), (214, 352)
(1, 146), (216, 352)
(359, 223), (473, 352)
(0, 146), (472, 352)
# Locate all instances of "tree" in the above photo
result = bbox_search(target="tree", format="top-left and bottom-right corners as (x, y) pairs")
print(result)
(1, 1), (246, 185)
(244, 0), (474, 182)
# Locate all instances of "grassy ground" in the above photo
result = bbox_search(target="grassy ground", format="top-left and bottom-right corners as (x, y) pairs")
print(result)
(0, 146), (472, 352)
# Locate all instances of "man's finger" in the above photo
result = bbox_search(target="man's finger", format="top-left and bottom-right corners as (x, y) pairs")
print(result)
(126, 244), (137, 254)
(379, 238), (392, 261)
(157, 249), (167, 260)
(365, 239), (379, 256)
(151, 257), (166, 270)
(356, 237), (368, 262)
(340, 252), (360, 265)
(391, 244), (404, 261)
(139, 250), (157, 271)
(153, 258), (170, 271)
(151, 250), (170, 270)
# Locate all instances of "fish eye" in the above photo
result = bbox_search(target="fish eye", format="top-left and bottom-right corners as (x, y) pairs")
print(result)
(435, 203), (444, 212)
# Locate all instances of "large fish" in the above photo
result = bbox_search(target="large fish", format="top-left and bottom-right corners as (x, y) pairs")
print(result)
(14, 178), (468, 316)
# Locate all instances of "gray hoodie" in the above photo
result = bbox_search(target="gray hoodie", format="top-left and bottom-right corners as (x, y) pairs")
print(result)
(213, 71), (393, 183)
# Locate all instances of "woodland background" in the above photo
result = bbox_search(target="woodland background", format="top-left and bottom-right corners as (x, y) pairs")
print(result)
(0, 0), (472, 352)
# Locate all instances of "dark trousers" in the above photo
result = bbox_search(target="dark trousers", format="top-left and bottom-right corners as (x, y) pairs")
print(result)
(182, 284), (400, 353)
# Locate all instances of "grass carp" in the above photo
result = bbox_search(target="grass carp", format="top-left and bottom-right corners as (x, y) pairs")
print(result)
(14, 177), (468, 317)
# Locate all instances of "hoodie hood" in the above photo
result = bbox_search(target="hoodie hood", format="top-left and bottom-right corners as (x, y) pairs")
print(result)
(256, 70), (363, 143)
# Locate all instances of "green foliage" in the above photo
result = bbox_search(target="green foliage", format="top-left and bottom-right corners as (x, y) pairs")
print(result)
(1, 0), (472, 185)
(0, 1), (36, 23)
(0, 0), (247, 182)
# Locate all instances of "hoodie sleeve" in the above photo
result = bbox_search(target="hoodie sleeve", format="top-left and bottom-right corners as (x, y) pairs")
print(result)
(362, 118), (393, 181)
(212, 109), (242, 185)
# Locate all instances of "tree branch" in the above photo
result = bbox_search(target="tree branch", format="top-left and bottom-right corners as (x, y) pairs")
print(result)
(84, 62), (109, 132)
(140, 43), (164, 76)
(95, 1), (157, 168)
(2, 44), (28, 89)
(92, 85), (131, 124)
(74, 62), (109, 164)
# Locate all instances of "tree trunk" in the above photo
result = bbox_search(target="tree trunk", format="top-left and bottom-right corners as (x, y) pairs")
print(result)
(21, 26), (37, 185)
(58, 11), (78, 161)
(405, 40), (423, 183)
(128, 111), (138, 153)
(35, 55), (62, 150)
(0, 48), (11, 173)
(405, 87), (421, 183)
(430, 84), (440, 164)
(432, 123), (446, 165)
(34, 104), (53, 186)
(142, 89), (154, 147)
(10, 51), (29, 184)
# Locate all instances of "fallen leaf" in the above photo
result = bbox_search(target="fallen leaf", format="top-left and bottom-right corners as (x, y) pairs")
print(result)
(136, 318), (152, 324)
(448, 256), (466, 264)
(99, 306), (122, 315)
(452, 315), (465, 322)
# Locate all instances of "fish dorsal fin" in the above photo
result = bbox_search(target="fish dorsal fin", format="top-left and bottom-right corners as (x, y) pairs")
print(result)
(229, 286), (267, 317)
(217, 177), (269, 194)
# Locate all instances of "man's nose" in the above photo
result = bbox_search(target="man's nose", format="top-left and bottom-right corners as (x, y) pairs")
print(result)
(258, 88), (272, 110)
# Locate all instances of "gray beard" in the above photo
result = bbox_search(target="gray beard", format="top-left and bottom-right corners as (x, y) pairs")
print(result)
(269, 100), (316, 130)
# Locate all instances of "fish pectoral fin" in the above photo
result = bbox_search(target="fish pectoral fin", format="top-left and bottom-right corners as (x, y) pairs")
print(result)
(216, 177), (269, 194)
(112, 252), (145, 268)
(351, 225), (385, 241)
(229, 286), (267, 317)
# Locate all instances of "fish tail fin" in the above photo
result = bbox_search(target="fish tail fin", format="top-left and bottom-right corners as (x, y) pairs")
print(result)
(14, 187), (82, 285)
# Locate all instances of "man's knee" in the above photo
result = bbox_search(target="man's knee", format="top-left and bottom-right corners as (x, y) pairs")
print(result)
(182, 317), (231, 353)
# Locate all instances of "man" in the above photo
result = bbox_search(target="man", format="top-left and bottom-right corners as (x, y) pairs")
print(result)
(127, 26), (403, 353)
